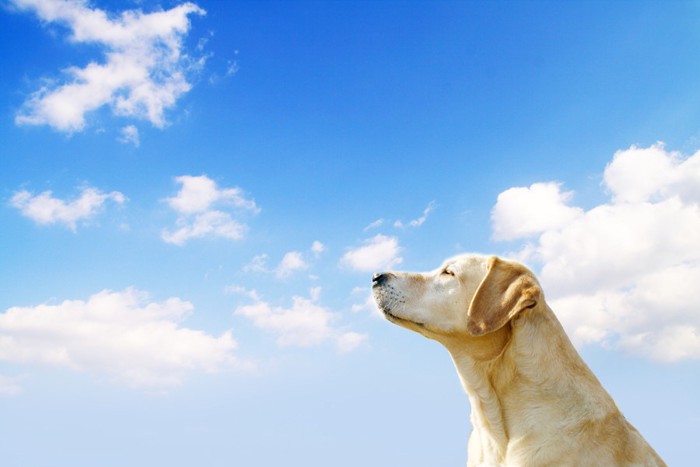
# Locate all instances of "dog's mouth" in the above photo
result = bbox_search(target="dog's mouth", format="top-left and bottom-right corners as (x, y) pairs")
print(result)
(381, 307), (426, 329)
(381, 307), (400, 321)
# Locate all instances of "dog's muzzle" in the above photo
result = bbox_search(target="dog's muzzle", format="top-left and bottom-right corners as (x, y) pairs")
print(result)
(372, 273), (425, 329)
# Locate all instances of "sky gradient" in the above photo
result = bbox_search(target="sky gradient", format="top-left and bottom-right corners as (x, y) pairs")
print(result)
(1, 1), (699, 465)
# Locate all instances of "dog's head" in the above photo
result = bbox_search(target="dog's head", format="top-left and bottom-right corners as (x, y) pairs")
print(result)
(372, 254), (541, 346)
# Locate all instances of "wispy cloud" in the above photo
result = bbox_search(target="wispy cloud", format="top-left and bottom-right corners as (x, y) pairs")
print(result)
(224, 284), (260, 301)
(118, 124), (140, 147)
(243, 254), (269, 273)
(366, 202), (437, 232)
(341, 234), (402, 272)
(492, 143), (700, 362)
(363, 219), (384, 231)
(10, 185), (126, 231)
(161, 175), (259, 245)
(12, 0), (205, 133)
(0, 288), (247, 390)
(243, 242), (326, 278)
(394, 201), (436, 228)
(233, 287), (366, 352)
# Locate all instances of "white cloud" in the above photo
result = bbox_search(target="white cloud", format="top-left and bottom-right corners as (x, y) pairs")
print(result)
(161, 210), (246, 245)
(394, 201), (437, 228)
(363, 219), (384, 231)
(165, 175), (259, 215)
(10, 186), (126, 231)
(311, 240), (325, 256)
(0, 289), (245, 389)
(161, 175), (259, 245)
(341, 234), (402, 272)
(12, 0), (205, 132)
(491, 143), (700, 362)
(118, 124), (140, 146)
(243, 254), (269, 273)
(604, 142), (700, 204)
(274, 242), (326, 278)
(234, 288), (366, 351)
(246, 242), (325, 278)
(275, 251), (309, 278)
(491, 182), (583, 241)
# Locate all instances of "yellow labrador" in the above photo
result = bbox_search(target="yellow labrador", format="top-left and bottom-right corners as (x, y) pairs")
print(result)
(372, 254), (665, 466)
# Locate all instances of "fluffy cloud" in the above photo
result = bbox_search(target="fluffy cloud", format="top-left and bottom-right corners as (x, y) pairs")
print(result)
(275, 251), (309, 278)
(341, 234), (402, 272)
(165, 175), (258, 215)
(12, 0), (205, 132)
(0, 289), (244, 389)
(234, 287), (367, 352)
(491, 143), (700, 362)
(161, 175), (259, 245)
(275, 242), (325, 278)
(310, 240), (325, 256)
(491, 182), (583, 241)
(10, 186), (126, 231)
(604, 143), (700, 204)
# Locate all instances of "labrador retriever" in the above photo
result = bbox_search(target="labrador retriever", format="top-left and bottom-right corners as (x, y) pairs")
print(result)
(372, 254), (665, 466)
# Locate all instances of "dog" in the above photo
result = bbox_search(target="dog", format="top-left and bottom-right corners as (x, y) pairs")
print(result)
(372, 254), (665, 466)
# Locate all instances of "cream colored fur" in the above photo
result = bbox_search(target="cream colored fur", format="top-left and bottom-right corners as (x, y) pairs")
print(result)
(372, 254), (665, 466)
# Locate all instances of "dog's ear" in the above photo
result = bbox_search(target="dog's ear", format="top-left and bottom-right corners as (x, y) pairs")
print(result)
(467, 257), (541, 336)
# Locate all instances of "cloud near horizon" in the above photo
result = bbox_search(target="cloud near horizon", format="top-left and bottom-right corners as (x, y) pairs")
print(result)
(233, 286), (367, 352)
(492, 143), (700, 362)
(0, 288), (245, 390)
(12, 0), (205, 133)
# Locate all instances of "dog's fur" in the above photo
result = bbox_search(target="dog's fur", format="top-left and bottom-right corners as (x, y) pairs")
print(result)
(372, 254), (665, 466)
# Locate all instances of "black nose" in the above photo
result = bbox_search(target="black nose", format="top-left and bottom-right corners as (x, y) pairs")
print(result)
(372, 272), (390, 286)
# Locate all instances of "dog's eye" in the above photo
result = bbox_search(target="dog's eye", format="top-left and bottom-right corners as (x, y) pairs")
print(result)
(442, 268), (455, 277)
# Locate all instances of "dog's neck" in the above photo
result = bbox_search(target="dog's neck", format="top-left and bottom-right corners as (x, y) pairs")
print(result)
(443, 325), (513, 464)
(442, 303), (617, 464)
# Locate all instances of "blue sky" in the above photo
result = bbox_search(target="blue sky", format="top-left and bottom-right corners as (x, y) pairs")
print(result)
(1, 1), (699, 465)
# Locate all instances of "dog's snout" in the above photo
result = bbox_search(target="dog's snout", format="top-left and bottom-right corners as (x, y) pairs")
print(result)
(372, 272), (392, 287)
